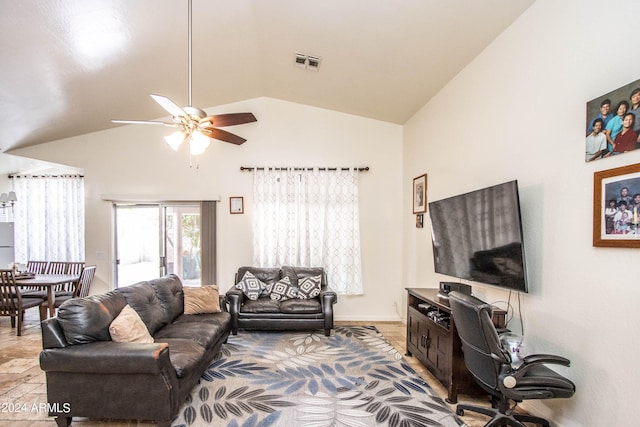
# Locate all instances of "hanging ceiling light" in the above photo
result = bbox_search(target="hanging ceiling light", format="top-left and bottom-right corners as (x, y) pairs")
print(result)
(112, 0), (257, 167)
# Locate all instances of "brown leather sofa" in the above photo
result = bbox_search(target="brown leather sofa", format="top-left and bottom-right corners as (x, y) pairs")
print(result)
(225, 266), (337, 336)
(39, 274), (230, 427)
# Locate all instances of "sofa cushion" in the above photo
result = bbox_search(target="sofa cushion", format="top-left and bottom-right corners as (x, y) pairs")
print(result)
(172, 311), (231, 327)
(240, 298), (281, 313)
(235, 271), (266, 300)
(183, 285), (221, 314)
(57, 291), (127, 345)
(297, 275), (322, 299)
(150, 274), (185, 322)
(155, 338), (206, 379)
(269, 276), (298, 301)
(118, 282), (171, 335)
(109, 305), (154, 343)
(154, 319), (226, 349)
(280, 298), (322, 314)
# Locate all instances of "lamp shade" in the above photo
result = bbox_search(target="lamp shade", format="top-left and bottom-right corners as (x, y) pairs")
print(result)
(190, 131), (211, 156)
(165, 131), (186, 151)
(7, 191), (16, 202)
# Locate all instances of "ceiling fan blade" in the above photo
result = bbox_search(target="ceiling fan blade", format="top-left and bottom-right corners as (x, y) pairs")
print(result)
(150, 94), (187, 117)
(201, 113), (257, 127)
(112, 119), (178, 126)
(201, 128), (247, 145)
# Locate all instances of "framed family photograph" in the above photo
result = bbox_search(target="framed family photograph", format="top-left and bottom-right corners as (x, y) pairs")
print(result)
(593, 163), (640, 247)
(585, 77), (640, 162)
(413, 174), (427, 214)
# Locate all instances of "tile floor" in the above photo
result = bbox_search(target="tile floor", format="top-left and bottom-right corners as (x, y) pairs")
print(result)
(0, 314), (502, 426)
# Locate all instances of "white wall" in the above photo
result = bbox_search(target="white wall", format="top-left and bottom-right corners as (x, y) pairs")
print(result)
(403, 0), (640, 425)
(13, 97), (404, 321)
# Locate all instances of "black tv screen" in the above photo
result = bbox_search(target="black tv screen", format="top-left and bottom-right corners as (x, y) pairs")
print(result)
(428, 180), (528, 293)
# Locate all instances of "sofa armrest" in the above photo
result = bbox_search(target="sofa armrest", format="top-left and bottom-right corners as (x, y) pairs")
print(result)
(40, 341), (172, 375)
(320, 286), (337, 333)
(219, 294), (229, 312)
(225, 288), (244, 334)
(320, 286), (338, 307)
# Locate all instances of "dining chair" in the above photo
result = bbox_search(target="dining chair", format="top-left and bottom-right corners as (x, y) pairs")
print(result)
(0, 269), (46, 336)
(48, 262), (85, 293)
(74, 265), (96, 298)
(38, 265), (96, 321)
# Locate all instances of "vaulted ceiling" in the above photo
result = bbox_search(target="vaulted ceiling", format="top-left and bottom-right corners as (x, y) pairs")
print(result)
(0, 0), (534, 158)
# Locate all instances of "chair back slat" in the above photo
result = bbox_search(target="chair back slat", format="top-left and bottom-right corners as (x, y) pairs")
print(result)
(45, 262), (67, 275)
(26, 261), (48, 274)
(75, 266), (96, 298)
(0, 270), (19, 315)
(64, 262), (85, 275)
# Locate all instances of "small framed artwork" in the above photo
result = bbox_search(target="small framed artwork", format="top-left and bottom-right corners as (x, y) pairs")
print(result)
(230, 197), (244, 214)
(413, 174), (427, 214)
(416, 214), (424, 228)
(593, 163), (640, 247)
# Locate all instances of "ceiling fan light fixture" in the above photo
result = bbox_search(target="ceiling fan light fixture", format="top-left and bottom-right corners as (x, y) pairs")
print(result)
(189, 131), (211, 156)
(112, 0), (257, 167)
(165, 131), (186, 151)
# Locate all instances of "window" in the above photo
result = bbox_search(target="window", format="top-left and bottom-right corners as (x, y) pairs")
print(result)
(252, 168), (363, 294)
(11, 175), (85, 262)
(113, 201), (216, 287)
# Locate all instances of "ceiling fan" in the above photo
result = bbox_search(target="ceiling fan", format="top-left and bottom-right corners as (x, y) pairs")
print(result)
(112, 0), (256, 162)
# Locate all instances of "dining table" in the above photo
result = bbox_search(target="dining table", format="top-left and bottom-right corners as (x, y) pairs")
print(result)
(15, 274), (81, 318)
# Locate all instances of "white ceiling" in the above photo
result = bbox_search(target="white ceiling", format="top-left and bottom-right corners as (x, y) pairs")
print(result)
(0, 0), (534, 162)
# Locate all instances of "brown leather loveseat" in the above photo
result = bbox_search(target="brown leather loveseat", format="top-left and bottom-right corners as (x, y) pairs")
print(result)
(225, 266), (337, 336)
(39, 274), (230, 427)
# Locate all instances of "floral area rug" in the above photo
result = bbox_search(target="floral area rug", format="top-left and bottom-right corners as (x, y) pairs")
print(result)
(172, 326), (464, 427)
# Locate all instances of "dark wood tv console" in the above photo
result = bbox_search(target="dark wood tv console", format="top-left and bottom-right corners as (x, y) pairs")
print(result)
(405, 288), (506, 403)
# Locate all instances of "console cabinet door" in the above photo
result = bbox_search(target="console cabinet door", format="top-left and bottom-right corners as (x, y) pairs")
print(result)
(407, 307), (427, 360)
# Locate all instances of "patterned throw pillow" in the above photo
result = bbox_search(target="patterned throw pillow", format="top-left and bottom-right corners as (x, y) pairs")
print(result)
(297, 275), (322, 299)
(235, 271), (266, 300)
(269, 276), (298, 301)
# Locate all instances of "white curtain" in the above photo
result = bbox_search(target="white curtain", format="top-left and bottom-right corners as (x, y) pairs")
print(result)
(11, 175), (85, 263)
(253, 168), (363, 295)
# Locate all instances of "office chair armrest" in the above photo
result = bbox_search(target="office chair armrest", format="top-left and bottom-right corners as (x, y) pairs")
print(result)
(520, 353), (570, 367)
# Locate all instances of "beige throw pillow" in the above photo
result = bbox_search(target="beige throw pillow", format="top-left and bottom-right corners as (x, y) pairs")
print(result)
(109, 305), (154, 343)
(183, 285), (221, 315)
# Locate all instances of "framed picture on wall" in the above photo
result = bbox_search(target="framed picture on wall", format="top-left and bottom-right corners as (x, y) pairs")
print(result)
(585, 77), (640, 162)
(593, 163), (640, 247)
(413, 174), (427, 214)
(230, 197), (244, 214)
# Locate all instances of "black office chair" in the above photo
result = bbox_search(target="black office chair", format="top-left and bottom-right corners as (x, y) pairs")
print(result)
(448, 291), (575, 427)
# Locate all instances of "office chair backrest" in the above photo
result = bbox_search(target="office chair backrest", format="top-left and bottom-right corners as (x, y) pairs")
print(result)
(449, 291), (511, 393)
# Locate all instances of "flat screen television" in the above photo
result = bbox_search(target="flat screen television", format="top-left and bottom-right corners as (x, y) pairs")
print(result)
(428, 180), (528, 293)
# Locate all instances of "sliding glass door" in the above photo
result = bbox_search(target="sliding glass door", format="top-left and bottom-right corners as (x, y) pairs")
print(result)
(114, 202), (209, 287)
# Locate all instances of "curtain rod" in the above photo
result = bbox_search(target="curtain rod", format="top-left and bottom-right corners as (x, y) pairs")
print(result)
(9, 174), (84, 179)
(240, 166), (369, 172)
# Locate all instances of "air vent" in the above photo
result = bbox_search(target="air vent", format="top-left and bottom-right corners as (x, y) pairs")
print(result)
(294, 53), (321, 71)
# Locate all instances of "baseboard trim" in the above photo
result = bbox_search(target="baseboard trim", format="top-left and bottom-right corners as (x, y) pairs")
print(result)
(335, 315), (403, 322)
